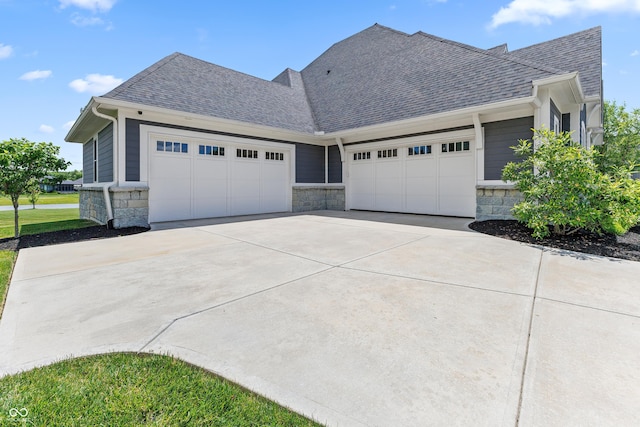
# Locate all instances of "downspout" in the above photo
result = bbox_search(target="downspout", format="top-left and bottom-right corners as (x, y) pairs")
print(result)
(91, 105), (116, 229)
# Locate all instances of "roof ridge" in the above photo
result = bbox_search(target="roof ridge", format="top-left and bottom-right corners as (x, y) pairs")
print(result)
(106, 52), (181, 97)
(412, 30), (568, 76)
(510, 26), (601, 54)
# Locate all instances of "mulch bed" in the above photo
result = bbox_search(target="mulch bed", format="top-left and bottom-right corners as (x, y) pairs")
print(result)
(0, 226), (149, 251)
(469, 220), (640, 262)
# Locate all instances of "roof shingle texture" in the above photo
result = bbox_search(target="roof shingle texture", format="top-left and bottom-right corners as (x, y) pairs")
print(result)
(508, 27), (602, 98)
(104, 53), (317, 133)
(102, 24), (602, 135)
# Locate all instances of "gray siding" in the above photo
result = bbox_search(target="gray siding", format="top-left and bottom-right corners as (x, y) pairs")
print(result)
(328, 145), (342, 183)
(83, 139), (94, 184)
(98, 123), (113, 182)
(295, 143), (325, 183)
(125, 119), (141, 181)
(484, 117), (534, 180)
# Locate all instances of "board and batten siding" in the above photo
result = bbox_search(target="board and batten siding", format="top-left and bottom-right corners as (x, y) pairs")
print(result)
(295, 142), (325, 183)
(328, 144), (342, 183)
(83, 139), (94, 184)
(98, 123), (114, 182)
(125, 118), (142, 181)
(483, 117), (534, 180)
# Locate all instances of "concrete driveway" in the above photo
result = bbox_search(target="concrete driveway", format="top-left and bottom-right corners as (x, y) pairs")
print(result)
(1, 211), (639, 426)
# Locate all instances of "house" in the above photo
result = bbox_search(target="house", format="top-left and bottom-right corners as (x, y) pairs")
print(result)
(65, 24), (603, 228)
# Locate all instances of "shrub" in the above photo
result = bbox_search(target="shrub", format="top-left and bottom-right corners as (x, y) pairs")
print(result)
(502, 128), (640, 239)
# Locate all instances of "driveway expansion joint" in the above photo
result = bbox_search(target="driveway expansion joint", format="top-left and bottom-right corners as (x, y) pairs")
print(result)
(515, 249), (544, 425)
(138, 266), (335, 352)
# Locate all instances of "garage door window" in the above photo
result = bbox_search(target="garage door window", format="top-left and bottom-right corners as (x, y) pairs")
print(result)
(408, 145), (432, 156)
(265, 151), (284, 161)
(237, 148), (259, 159)
(157, 140), (188, 154)
(377, 148), (398, 159)
(199, 145), (225, 156)
(353, 151), (371, 160)
(441, 141), (470, 153)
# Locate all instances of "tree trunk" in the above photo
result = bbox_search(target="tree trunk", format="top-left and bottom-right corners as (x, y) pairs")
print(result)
(12, 198), (19, 238)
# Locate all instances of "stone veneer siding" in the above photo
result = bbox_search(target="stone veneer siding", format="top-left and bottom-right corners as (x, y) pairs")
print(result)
(476, 184), (523, 221)
(292, 186), (345, 212)
(79, 186), (149, 229)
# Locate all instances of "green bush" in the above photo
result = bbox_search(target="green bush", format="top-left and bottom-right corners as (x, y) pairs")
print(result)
(502, 128), (640, 239)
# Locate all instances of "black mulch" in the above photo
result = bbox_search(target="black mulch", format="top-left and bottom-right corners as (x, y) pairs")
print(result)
(469, 220), (640, 262)
(0, 226), (149, 251)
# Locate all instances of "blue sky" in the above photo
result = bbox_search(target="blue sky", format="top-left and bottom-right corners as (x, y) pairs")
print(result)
(1, 0), (639, 170)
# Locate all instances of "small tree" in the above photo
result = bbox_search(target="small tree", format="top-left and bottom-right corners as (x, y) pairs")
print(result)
(0, 138), (70, 237)
(26, 180), (41, 209)
(596, 100), (640, 175)
(502, 128), (640, 238)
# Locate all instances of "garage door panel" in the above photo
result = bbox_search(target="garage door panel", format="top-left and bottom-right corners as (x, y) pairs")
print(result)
(349, 162), (375, 210)
(150, 154), (191, 222)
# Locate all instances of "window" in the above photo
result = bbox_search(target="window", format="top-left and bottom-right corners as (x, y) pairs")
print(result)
(408, 145), (432, 156)
(377, 148), (398, 159)
(237, 148), (259, 159)
(353, 151), (371, 161)
(157, 140), (188, 153)
(198, 144), (225, 156)
(441, 141), (470, 153)
(265, 151), (284, 161)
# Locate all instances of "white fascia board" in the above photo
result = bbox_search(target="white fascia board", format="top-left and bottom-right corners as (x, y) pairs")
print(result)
(343, 128), (476, 152)
(532, 72), (585, 104)
(324, 96), (536, 143)
(65, 97), (98, 143)
(92, 97), (320, 145)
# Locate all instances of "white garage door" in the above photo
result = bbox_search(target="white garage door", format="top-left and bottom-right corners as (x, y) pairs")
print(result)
(347, 140), (475, 217)
(149, 136), (290, 223)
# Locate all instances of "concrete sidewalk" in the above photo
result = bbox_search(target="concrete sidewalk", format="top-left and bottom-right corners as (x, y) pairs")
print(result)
(0, 211), (638, 426)
(0, 203), (78, 211)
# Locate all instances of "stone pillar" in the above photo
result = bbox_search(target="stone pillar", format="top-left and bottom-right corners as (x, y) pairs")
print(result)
(292, 186), (345, 212)
(476, 184), (523, 221)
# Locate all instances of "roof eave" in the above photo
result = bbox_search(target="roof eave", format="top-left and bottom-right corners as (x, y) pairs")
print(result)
(323, 95), (538, 143)
(92, 97), (321, 144)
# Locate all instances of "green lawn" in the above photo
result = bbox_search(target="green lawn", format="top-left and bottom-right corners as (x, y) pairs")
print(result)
(0, 192), (79, 206)
(0, 250), (16, 318)
(0, 353), (319, 426)
(0, 208), (95, 239)
(0, 210), (320, 426)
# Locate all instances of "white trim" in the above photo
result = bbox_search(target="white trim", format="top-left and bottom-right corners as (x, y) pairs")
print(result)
(343, 128), (475, 151)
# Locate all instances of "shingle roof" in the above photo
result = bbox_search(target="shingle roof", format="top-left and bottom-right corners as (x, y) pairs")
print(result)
(100, 24), (602, 135)
(299, 24), (597, 133)
(103, 53), (317, 133)
(508, 27), (602, 98)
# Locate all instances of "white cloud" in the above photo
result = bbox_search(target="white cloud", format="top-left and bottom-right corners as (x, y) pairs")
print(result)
(490, 0), (640, 28)
(69, 73), (122, 94)
(59, 0), (116, 12)
(63, 120), (76, 131)
(0, 43), (13, 59)
(39, 124), (55, 133)
(19, 70), (52, 81)
(632, 50), (640, 56)
(71, 13), (103, 26)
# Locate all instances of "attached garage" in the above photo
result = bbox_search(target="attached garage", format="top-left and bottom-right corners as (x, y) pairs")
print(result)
(346, 137), (476, 217)
(147, 130), (291, 223)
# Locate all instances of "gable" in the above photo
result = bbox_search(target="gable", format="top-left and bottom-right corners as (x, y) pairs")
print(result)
(300, 25), (564, 133)
(508, 27), (602, 98)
